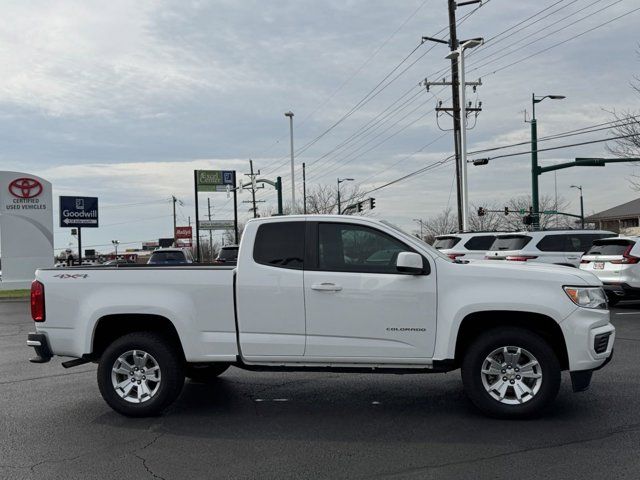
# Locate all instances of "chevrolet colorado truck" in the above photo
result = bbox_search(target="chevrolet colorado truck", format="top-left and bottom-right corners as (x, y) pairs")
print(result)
(27, 215), (615, 418)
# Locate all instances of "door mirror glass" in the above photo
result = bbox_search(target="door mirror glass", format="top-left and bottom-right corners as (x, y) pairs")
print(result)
(396, 252), (423, 274)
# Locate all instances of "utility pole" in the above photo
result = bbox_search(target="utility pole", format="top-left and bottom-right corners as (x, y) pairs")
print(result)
(172, 195), (177, 244)
(243, 159), (265, 218)
(207, 198), (213, 261)
(302, 162), (307, 214)
(447, 0), (463, 232)
(422, 0), (482, 231)
(285, 111), (296, 212)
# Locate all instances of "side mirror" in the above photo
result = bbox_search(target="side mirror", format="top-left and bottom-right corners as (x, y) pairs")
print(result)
(396, 252), (423, 275)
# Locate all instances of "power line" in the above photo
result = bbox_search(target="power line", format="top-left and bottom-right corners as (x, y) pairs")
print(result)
(475, 2), (640, 77)
(476, 133), (640, 162)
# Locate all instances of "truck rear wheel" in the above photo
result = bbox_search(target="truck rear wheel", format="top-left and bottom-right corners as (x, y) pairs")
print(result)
(186, 364), (230, 383)
(97, 332), (185, 417)
(461, 327), (561, 419)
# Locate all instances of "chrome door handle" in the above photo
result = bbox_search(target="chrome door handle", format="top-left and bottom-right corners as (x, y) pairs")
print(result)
(311, 282), (343, 292)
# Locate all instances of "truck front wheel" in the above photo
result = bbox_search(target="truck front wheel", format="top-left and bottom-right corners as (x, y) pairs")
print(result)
(461, 327), (561, 419)
(97, 332), (185, 417)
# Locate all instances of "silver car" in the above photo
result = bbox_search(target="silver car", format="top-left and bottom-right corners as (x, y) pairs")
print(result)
(580, 236), (640, 305)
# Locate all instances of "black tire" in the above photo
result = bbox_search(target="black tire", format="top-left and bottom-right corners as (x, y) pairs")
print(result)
(461, 327), (561, 419)
(186, 364), (230, 383)
(97, 332), (185, 417)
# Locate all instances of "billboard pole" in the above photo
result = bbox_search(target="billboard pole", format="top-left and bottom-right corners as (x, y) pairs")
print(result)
(194, 170), (201, 262)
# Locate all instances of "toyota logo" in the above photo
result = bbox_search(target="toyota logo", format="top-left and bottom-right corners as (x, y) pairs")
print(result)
(8, 177), (43, 199)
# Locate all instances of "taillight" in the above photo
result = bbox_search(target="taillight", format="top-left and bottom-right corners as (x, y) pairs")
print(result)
(580, 259), (591, 264)
(610, 245), (640, 264)
(31, 280), (45, 322)
(448, 253), (465, 260)
(506, 255), (538, 262)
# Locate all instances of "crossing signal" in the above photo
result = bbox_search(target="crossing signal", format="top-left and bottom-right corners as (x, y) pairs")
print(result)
(523, 214), (533, 225)
(477, 207), (486, 217)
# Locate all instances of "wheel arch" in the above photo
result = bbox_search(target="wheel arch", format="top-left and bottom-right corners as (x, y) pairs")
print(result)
(454, 310), (569, 370)
(91, 314), (186, 361)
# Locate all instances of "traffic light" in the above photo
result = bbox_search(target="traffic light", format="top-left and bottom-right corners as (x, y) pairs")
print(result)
(504, 207), (509, 215)
(369, 198), (376, 210)
(357, 201), (363, 212)
(477, 207), (486, 217)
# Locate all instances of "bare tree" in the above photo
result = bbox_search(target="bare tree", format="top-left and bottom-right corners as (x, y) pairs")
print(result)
(468, 202), (505, 232)
(261, 184), (366, 216)
(418, 207), (458, 243)
(606, 49), (640, 188)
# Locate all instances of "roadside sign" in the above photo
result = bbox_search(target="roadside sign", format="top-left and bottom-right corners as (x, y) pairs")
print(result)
(199, 219), (234, 230)
(196, 170), (236, 192)
(175, 226), (192, 239)
(59, 196), (99, 228)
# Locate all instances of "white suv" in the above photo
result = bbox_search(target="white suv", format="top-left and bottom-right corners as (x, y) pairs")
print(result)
(580, 236), (640, 305)
(485, 230), (614, 267)
(433, 232), (503, 260)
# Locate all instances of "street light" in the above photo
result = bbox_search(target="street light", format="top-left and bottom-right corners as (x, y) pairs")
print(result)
(337, 178), (354, 215)
(446, 37), (484, 231)
(530, 93), (565, 230)
(284, 111), (295, 213)
(571, 185), (584, 229)
(413, 218), (425, 240)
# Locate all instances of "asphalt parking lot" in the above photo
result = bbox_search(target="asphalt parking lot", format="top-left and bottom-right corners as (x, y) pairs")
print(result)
(1, 300), (640, 480)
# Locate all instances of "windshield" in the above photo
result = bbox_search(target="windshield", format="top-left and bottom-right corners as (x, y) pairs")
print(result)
(586, 239), (633, 256)
(433, 236), (461, 250)
(490, 235), (532, 251)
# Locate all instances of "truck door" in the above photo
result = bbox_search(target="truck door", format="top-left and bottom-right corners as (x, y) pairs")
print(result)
(303, 221), (437, 360)
(235, 220), (306, 357)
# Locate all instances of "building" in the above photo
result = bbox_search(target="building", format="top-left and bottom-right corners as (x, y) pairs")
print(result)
(585, 197), (640, 235)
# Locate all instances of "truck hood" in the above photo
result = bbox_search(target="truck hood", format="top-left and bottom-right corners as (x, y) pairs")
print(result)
(450, 259), (602, 286)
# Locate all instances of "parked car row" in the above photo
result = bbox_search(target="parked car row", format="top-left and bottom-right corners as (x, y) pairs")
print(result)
(434, 229), (640, 304)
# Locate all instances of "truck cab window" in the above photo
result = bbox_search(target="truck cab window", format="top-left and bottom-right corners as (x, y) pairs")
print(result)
(318, 223), (408, 274)
(253, 222), (305, 269)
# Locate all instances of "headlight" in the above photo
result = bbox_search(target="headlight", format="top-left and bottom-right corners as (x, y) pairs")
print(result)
(564, 286), (608, 309)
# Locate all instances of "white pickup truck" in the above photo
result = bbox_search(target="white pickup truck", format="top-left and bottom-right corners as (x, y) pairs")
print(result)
(27, 215), (615, 418)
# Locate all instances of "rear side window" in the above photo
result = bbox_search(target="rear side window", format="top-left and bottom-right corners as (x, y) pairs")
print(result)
(433, 236), (461, 249)
(587, 240), (634, 255)
(536, 235), (567, 252)
(253, 222), (305, 269)
(490, 235), (531, 251)
(464, 235), (496, 251)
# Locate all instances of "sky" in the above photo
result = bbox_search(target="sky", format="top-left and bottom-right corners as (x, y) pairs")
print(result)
(1, 0), (640, 253)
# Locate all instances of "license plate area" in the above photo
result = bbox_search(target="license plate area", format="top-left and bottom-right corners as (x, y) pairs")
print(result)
(594, 262), (605, 270)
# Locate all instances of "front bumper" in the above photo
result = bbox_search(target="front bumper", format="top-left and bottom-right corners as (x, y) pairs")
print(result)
(561, 307), (615, 373)
(27, 332), (53, 363)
